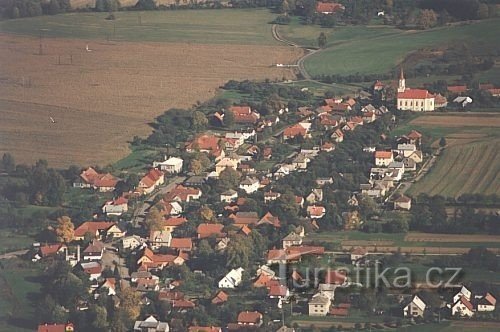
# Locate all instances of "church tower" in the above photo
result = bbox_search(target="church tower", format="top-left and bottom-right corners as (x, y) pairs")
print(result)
(398, 67), (406, 93)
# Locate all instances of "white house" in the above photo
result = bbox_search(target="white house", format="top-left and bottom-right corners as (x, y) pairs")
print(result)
(394, 195), (412, 211)
(451, 296), (474, 317)
(218, 267), (244, 289)
(403, 295), (427, 318)
(121, 235), (145, 250)
(308, 293), (331, 316)
(282, 232), (302, 249)
(453, 286), (472, 303)
(102, 197), (128, 216)
(476, 293), (497, 312)
(220, 189), (238, 203)
(397, 144), (417, 158)
(134, 315), (169, 332)
(215, 157), (240, 176)
(374, 151), (394, 166)
(239, 177), (259, 194)
(153, 157), (183, 174)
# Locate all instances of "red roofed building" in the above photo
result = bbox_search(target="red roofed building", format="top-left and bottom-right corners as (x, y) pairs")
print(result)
(74, 221), (123, 241)
(164, 185), (202, 203)
(37, 323), (74, 332)
(38, 243), (67, 258)
(374, 151), (394, 166)
(189, 327), (222, 332)
(487, 88), (500, 97)
(447, 85), (467, 94)
(230, 106), (260, 124)
(212, 291), (229, 305)
(397, 69), (435, 111)
(237, 311), (263, 326)
(283, 124), (310, 140)
(138, 169), (165, 195)
(185, 134), (225, 159)
(257, 212), (281, 228)
(197, 223), (225, 239)
(316, 2), (345, 14)
(170, 238), (193, 252)
(325, 270), (347, 285)
(268, 284), (289, 298)
(74, 167), (118, 192)
(163, 216), (188, 233)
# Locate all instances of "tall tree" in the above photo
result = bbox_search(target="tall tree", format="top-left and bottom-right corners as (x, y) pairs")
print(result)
(55, 216), (74, 243)
(1, 153), (15, 173)
(318, 32), (327, 48)
(192, 111), (208, 132)
(144, 207), (163, 232)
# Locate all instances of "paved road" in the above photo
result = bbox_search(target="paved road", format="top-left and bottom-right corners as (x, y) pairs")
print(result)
(0, 249), (28, 260)
(131, 176), (186, 227)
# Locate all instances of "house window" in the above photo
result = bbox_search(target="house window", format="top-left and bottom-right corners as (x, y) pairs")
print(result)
(405, 101), (407, 106)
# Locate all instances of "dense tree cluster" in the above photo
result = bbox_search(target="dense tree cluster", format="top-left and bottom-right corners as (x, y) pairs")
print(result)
(0, 0), (71, 19)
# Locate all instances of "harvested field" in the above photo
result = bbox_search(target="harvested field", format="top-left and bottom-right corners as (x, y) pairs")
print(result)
(404, 114), (500, 197)
(340, 245), (500, 255)
(410, 113), (500, 127)
(0, 34), (301, 167)
(405, 233), (500, 243)
(342, 240), (394, 247)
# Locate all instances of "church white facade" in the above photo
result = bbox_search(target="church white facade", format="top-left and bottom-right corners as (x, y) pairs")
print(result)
(396, 69), (435, 112)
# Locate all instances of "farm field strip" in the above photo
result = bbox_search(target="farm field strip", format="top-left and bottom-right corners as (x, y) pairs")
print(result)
(292, 18), (500, 76)
(0, 12), (302, 166)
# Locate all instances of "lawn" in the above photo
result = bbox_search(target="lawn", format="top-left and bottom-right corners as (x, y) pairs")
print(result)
(0, 9), (279, 45)
(0, 230), (35, 253)
(113, 145), (159, 172)
(0, 260), (43, 331)
(280, 18), (500, 76)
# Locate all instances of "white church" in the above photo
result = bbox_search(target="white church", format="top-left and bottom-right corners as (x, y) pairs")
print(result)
(396, 69), (435, 112)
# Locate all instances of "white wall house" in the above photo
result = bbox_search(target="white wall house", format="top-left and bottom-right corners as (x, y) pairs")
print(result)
(153, 157), (184, 174)
(218, 267), (244, 289)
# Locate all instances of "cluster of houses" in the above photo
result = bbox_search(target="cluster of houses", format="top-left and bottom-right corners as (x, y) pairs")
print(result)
(404, 285), (497, 319)
(357, 129), (424, 210)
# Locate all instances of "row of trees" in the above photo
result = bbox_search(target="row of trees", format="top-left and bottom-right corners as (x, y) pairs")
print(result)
(1, 0), (71, 19)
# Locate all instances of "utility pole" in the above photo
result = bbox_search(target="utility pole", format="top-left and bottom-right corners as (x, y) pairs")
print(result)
(38, 30), (43, 55)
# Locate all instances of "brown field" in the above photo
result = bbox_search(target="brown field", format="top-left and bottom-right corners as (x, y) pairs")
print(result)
(341, 240), (395, 246)
(0, 34), (302, 167)
(405, 233), (500, 243)
(410, 113), (500, 127)
(340, 245), (500, 255)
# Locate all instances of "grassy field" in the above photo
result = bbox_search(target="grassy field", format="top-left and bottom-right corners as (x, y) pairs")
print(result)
(0, 260), (43, 331)
(397, 113), (500, 198)
(0, 230), (35, 253)
(278, 18), (500, 76)
(0, 10), (301, 167)
(0, 9), (279, 45)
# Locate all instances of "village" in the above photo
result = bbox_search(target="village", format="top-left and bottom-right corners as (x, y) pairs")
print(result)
(29, 68), (500, 332)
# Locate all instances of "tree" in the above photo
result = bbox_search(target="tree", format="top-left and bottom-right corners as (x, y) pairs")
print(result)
(417, 9), (437, 29)
(1, 153), (15, 173)
(144, 207), (163, 232)
(225, 236), (251, 269)
(192, 111), (208, 132)
(189, 159), (203, 175)
(48, 0), (61, 14)
(118, 287), (142, 323)
(476, 3), (489, 19)
(280, 0), (290, 14)
(223, 110), (235, 127)
(318, 32), (327, 48)
(439, 137), (446, 147)
(199, 205), (214, 223)
(218, 168), (240, 191)
(55, 216), (74, 243)
(90, 305), (109, 331)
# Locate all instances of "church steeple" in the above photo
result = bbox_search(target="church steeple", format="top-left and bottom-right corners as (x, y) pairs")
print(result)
(398, 67), (406, 93)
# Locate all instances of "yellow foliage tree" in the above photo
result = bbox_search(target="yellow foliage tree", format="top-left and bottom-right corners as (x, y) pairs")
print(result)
(144, 207), (163, 232)
(55, 215), (74, 243)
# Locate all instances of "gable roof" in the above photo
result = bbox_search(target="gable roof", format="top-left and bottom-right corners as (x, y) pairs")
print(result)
(407, 130), (423, 139)
(197, 223), (225, 239)
(374, 151), (393, 159)
(397, 88), (433, 99)
(74, 221), (116, 237)
(283, 124), (308, 138)
(229, 212), (260, 225)
(212, 290), (229, 305)
(170, 238), (193, 250)
(257, 212), (281, 228)
(140, 168), (164, 188)
(38, 323), (73, 332)
(163, 216), (187, 227)
(40, 243), (66, 257)
(237, 311), (262, 324)
(479, 293), (497, 306)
